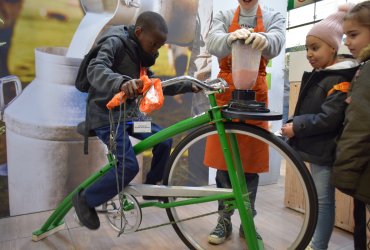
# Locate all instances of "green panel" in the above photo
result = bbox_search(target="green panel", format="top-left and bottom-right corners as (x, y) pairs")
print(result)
(267, 60), (272, 68)
(266, 73), (272, 90)
(287, 0), (322, 11)
(287, 0), (294, 10)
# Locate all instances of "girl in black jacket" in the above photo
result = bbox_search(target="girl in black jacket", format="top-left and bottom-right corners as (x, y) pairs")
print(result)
(281, 5), (358, 250)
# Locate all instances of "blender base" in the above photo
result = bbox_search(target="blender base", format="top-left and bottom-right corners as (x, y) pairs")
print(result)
(228, 100), (270, 113)
(222, 108), (282, 121)
(222, 89), (282, 121)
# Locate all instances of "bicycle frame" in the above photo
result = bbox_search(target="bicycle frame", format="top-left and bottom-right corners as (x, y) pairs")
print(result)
(32, 92), (262, 249)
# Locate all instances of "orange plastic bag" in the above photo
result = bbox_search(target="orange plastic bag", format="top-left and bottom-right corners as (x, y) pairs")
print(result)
(106, 74), (164, 114)
(139, 75), (164, 114)
(106, 91), (127, 110)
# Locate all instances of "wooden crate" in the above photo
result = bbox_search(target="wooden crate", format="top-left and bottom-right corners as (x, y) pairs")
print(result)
(284, 81), (355, 233)
(284, 162), (307, 214)
(335, 190), (355, 232)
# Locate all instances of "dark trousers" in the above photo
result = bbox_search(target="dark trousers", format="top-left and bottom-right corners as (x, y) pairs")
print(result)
(84, 123), (172, 207)
(216, 170), (259, 218)
(353, 198), (367, 250)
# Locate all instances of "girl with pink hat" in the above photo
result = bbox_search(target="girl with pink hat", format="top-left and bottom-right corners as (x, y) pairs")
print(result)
(281, 4), (358, 250)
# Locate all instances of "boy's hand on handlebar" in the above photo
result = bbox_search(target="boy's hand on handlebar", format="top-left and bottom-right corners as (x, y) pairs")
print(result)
(191, 83), (201, 93)
(120, 79), (143, 99)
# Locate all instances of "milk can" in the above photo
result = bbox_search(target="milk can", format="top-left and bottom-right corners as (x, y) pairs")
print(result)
(82, 0), (198, 45)
(68, 0), (199, 58)
(3, 47), (108, 216)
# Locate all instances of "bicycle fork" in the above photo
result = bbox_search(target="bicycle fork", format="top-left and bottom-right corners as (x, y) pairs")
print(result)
(208, 96), (263, 250)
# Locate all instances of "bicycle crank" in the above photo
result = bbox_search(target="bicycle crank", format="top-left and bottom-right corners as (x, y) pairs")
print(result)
(101, 194), (142, 234)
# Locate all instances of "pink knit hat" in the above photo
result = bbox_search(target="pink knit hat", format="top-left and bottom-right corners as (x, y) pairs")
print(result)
(307, 4), (354, 50)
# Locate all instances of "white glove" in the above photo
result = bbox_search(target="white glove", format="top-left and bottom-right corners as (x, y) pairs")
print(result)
(245, 33), (269, 51)
(227, 28), (252, 46)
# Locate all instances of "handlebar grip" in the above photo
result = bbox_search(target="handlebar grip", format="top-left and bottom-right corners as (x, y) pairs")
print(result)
(161, 76), (228, 92)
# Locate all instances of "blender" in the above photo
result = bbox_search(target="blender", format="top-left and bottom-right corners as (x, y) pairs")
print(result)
(228, 39), (269, 113)
(222, 39), (282, 121)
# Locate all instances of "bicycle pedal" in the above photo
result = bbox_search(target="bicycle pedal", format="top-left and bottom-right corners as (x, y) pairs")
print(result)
(96, 209), (109, 214)
(142, 195), (164, 201)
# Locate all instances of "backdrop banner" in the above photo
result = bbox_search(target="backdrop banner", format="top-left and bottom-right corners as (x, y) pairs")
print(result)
(287, 0), (322, 10)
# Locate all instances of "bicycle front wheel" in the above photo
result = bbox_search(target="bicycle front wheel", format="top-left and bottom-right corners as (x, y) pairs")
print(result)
(163, 123), (317, 250)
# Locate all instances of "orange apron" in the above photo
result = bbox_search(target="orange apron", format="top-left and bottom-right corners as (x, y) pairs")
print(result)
(203, 5), (269, 173)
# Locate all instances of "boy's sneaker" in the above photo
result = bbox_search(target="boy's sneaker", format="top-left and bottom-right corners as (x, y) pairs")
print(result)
(208, 217), (232, 245)
(72, 189), (100, 230)
(239, 224), (262, 240)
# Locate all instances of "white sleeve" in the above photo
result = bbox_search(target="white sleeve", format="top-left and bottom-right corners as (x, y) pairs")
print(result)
(260, 11), (286, 59)
(206, 9), (235, 59)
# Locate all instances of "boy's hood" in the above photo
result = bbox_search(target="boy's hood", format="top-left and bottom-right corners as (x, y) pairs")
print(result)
(97, 25), (131, 45)
(359, 44), (370, 62)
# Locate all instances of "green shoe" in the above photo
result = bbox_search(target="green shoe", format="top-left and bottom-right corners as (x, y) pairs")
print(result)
(208, 217), (232, 245)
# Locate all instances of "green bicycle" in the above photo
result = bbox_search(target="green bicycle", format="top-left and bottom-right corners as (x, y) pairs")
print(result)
(32, 76), (318, 249)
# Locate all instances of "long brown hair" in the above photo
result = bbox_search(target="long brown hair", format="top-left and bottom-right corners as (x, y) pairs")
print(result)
(344, 1), (370, 28)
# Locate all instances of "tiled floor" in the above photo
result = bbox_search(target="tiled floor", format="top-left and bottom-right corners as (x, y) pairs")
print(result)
(0, 190), (354, 250)
(0, 205), (187, 250)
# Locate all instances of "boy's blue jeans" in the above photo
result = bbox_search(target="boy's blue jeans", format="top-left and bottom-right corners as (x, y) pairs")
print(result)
(216, 170), (259, 218)
(84, 123), (172, 208)
(310, 163), (335, 250)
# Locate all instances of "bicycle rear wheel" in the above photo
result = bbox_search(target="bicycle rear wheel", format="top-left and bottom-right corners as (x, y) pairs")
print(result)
(163, 123), (317, 250)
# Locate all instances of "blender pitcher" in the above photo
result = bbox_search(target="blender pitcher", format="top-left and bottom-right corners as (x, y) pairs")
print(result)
(232, 40), (261, 90)
(228, 40), (269, 113)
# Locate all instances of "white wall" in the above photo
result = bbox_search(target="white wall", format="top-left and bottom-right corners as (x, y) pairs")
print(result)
(289, 45), (351, 82)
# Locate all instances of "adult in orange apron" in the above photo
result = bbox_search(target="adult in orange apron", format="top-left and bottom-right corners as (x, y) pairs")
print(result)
(204, 5), (269, 174)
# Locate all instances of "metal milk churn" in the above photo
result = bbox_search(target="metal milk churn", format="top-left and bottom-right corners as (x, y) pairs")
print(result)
(3, 47), (108, 216)
(68, 0), (199, 58)
(83, 0), (199, 46)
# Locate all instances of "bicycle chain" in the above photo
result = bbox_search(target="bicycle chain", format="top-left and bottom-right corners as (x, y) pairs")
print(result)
(112, 200), (237, 234)
(135, 210), (220, 232)
(99, 207), (220, 234)
(132, 203), (236, 233)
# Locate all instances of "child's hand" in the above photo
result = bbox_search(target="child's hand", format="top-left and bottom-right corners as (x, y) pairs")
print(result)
(345, 96), (352, 104)
(191, 83), (201, 93)
(281, 122), (295, 138)
(120, 79), (143, 98)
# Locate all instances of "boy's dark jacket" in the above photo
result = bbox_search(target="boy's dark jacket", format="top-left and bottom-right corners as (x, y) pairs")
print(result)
(332, 44), (370, 203)
(288, 59), (359, 166)
(86, 25), (193, 130)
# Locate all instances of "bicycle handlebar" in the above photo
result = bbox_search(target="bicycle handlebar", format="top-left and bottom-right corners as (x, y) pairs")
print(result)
(106, 76), (228, 110)
(161, 76), (228, 92)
